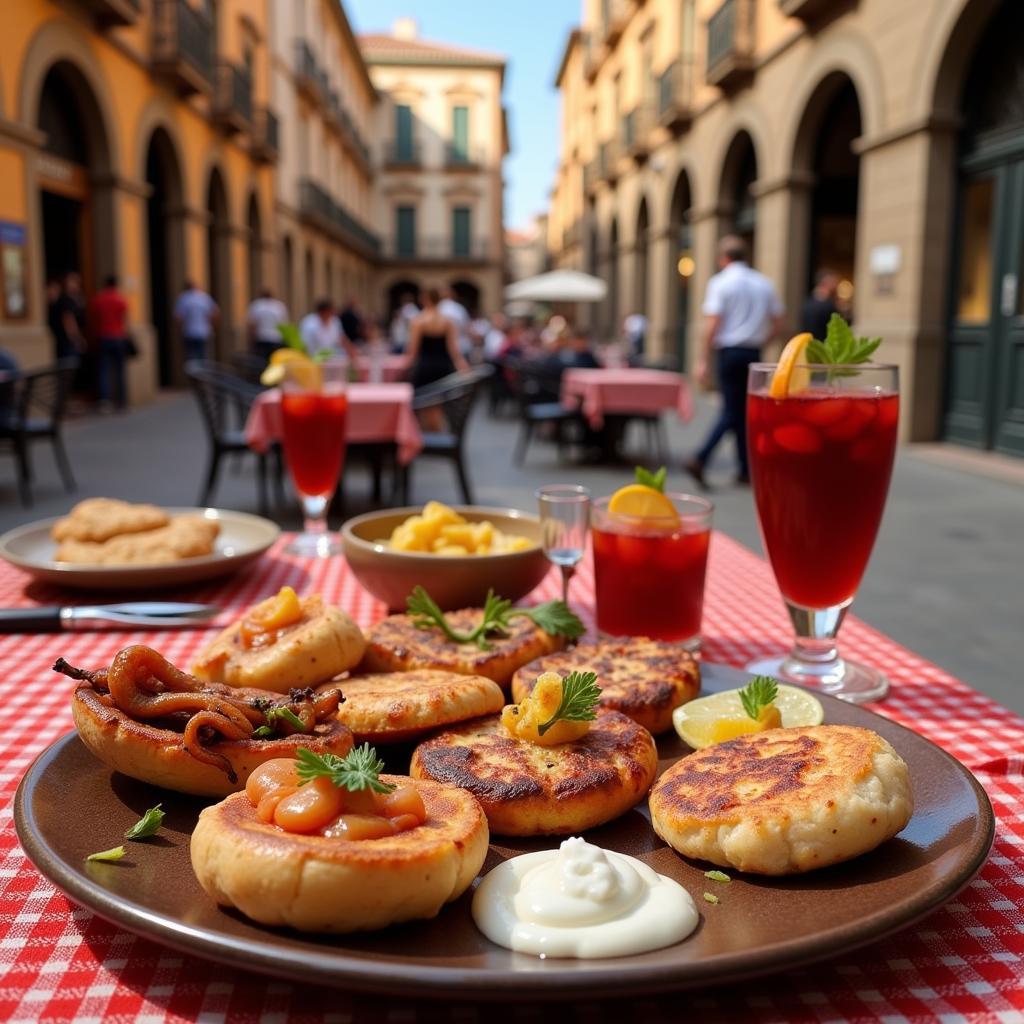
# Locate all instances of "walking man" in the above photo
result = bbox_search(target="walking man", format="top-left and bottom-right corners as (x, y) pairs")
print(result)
(174, 280), (219, 365)
(685, 236), (783, 487)
(247, 286), (288, 361)
(91, 274), (130, 411)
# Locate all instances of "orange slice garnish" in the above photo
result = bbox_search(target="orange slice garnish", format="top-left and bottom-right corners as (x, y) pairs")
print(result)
(768, 333), (813, 398)
(607, 484), (679, 523)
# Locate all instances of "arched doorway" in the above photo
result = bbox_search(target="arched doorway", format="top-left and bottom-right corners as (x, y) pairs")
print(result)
(36, 61), (114, 304)
(944, 0), (1024, 456)
(666, 170), (693, 368)
(450, 279), (480, 316)
(144, 128), (185, 387)
(205, 167), (230, 359)
(247, 193), (262, 303)
(281, 235), (293, 314)
(388, 279), (420, 314)
(793, 75), (862, 315)
(634, 197), (649, 320)
(718, 131), (758, 259)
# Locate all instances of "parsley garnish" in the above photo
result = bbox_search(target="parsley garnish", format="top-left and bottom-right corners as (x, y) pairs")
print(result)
(124, 805), (164, 841)
(86, 846), (126, 863)
(406, 586), (584, 651)
(537, 671), (602, 736)
(805, 315), (882, 379)
(294, 744), (397, 795)
(634, 466), (667, 492)
(739, 676), (778, 721)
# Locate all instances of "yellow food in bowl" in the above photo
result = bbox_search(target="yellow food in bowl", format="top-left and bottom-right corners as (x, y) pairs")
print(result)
(386, 502), (534, 556)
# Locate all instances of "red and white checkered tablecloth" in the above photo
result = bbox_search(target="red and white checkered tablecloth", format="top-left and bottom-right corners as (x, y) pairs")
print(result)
(0, 533), (1021, 1024)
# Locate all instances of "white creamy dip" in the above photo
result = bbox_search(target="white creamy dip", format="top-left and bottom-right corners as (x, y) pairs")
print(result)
(472, 837), (699, 958)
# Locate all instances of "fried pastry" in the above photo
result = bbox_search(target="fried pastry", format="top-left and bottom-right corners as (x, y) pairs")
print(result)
(54, 516), (219, 564)
(51, 497), (170, 543)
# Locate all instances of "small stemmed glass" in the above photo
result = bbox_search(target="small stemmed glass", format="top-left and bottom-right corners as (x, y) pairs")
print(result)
(536, 485), (591, 605)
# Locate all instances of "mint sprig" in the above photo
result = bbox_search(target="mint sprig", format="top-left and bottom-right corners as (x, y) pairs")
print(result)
(739, 676), (778, 721)
(805, 315), (882, 378)
(634, 466), (667, 492)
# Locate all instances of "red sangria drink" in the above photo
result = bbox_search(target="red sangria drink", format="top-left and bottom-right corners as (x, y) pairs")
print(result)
(747, 350), (899, 702)
(280, 360), (348, 557)
(592, 492), (713, 647)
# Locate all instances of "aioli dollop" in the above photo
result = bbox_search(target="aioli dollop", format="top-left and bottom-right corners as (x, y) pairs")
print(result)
(472, 837), (698, 958)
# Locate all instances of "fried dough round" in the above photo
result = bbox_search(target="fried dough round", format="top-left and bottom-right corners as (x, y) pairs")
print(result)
(410, 710), (657, 836)
(190, 776), (489, 932)
(72, 684), (354, 797)
(192, 595), (365, 692)
(318, 670), (504, 744)
(361, 609), (565, 688)
(649, 725), (914, 875)
(511, 638), (700, 734)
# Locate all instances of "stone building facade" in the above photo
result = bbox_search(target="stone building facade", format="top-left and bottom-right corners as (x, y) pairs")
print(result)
(547, 0), (1024, 455)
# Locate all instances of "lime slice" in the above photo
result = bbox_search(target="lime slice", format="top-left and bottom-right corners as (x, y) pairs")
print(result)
(768, 332), (813, 398)
(673, 684), (824, 750)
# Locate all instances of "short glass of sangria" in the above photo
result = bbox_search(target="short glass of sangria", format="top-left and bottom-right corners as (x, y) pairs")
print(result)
(280, 360), (349, 557)
(591, 493), (713, 648)
(747, 362), (899, 702)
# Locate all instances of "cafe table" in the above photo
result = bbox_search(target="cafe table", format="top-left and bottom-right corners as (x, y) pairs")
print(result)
(561, 367), (694, 430)
(0, 533), (1021, 1022)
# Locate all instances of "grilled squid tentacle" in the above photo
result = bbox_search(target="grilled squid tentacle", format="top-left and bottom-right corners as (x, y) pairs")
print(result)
(182, 705), (254, 784)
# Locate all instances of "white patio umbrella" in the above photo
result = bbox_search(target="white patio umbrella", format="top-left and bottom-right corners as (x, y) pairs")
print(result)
(504, 269), (607, 303)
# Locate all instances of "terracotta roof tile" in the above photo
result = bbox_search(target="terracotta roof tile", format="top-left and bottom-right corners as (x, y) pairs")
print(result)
(358, 33), (505, 66)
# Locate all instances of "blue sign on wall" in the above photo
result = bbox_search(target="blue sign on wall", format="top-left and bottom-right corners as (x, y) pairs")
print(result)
(0, 222), (27, 246)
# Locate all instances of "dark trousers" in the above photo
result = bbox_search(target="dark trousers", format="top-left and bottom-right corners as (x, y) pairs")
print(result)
(98, 337), (127, 408)
(695, 345), (761, 476)
(254, 339), (284, 361)
(184, 336), (208, 364)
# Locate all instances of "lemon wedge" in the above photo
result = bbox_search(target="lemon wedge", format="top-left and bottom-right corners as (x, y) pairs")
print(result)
(260, 351), (322, 390)
(607, 484), (679, 523)
(672, 684), (824, 750)
(768, 332), (813, 398)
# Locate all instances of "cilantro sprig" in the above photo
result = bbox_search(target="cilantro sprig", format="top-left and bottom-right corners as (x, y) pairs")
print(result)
(537, 671), (602, 736)
(295, 744), (396, 795)
(739, 676), (778, 721)
(805, 315), (882, 379)
(407, 586), (584, 651)
(124, 805), (164, 841)
(634, 466), (667, 492)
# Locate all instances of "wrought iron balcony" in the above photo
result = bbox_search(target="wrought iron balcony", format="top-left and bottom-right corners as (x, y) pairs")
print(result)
(622, 104), (655, 160)
(298, 179), (381, 257)
(212, 61), (252, 134)
(252, 107), (279, 163)
(383, 139), (423, 168)
(383, 237), (491, 262)
(445, 143), (485, 169)
(152, 0), (213, 95)
(295, 40), (320, 102)
(597, 139), (621, 183)
(706, 0), (755, 90)
(658, 59), (695, 132)
(72, 0), (140, 28)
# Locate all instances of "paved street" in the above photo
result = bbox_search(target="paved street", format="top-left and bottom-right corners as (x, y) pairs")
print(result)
(2, 391), (1021, 715)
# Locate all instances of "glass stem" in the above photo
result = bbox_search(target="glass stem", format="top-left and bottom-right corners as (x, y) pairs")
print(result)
(301, 493), (329, 538)
(560, 565), (576, 605)
(781, 599), (851, 690)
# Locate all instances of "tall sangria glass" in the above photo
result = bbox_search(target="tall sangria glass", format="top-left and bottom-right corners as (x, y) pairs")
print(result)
(280, 360), (348, 557)
(746, 363), (899, 702)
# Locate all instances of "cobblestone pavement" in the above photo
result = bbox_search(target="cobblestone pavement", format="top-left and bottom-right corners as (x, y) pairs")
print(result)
(1, 390), (1021, 715)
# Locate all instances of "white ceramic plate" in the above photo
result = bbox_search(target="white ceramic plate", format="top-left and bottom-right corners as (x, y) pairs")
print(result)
(0, 507), (280, 591)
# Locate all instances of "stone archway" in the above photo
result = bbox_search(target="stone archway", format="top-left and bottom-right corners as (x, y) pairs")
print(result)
(717, 130), (759, 260)
(205, 166), (230, 359)
(633, 196), (650, 322)
(665, 169), (694, 368)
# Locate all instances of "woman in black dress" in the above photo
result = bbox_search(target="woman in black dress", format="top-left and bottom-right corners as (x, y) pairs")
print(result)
(405, 288), (469, 431)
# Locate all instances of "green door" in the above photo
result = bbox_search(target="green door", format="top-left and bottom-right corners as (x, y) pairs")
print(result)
(396, 205), (416, 258)
(395, 105), (413, 162)
(452, 106), (469, 162)
(452, 207), (471, 258)
(946, 158), (1024, 456)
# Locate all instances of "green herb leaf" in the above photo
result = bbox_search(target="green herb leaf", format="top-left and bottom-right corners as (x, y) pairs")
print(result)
(87, 845), (126, 863)
(295, 744), (397, 794)
(703, 892), (720, 905)
(265, 706), (308, 733)
(739, 676), (778, 721)
(513, 599), (585, 641)
(634, 466), (667, 492)
(277, 322), (307, 353)
(124, 805), (164, 841)
(704, 869), (731, 883)
(809, 315), (884, 378)
(537, 671), (602, 736)
(251, 725), (275, 739)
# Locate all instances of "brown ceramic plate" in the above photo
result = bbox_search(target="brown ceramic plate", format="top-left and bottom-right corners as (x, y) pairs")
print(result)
(14, 664), (993, 1000)
(0, 507), (279, 590)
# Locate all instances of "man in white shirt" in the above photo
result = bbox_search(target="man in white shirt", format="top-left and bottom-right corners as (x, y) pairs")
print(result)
(623, 312), (648, 364)
(438, 288), (472, 357)
(247, 287), (288, 360)
(686, 236), (784, 487)
(299, 299), (359, 362)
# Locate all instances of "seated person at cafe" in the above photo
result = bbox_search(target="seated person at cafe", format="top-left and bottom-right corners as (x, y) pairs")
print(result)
(299, 299), (360, 363)
(556, 329), (601, 370)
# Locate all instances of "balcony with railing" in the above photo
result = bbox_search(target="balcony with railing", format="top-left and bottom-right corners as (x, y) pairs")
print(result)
(383, 237), (491, 262)
(252, 107), (280, 163)
(658, 58), (695, 131)
(73, 0), (140, 28)
(212, 61), (252, 134)
(295, 40), (320, 102)
(622, 104), (655, 160)
(298, 179), (381, 258)
(445, 143), (485, 169)
(152, 0), (213, 95)
(597, 138), (621, 183)
(706, 0), (755, 90)
(383, 139), (423, 168)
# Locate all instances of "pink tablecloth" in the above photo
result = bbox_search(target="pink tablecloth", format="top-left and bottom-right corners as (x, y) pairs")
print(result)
(245, 383), (423, 464)
(353, 354), (407, 383)
(562, 367), (694, 429)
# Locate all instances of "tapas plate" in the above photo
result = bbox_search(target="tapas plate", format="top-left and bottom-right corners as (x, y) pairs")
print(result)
(0, 507), (279, 590)
(15, 664), (993, 1000)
